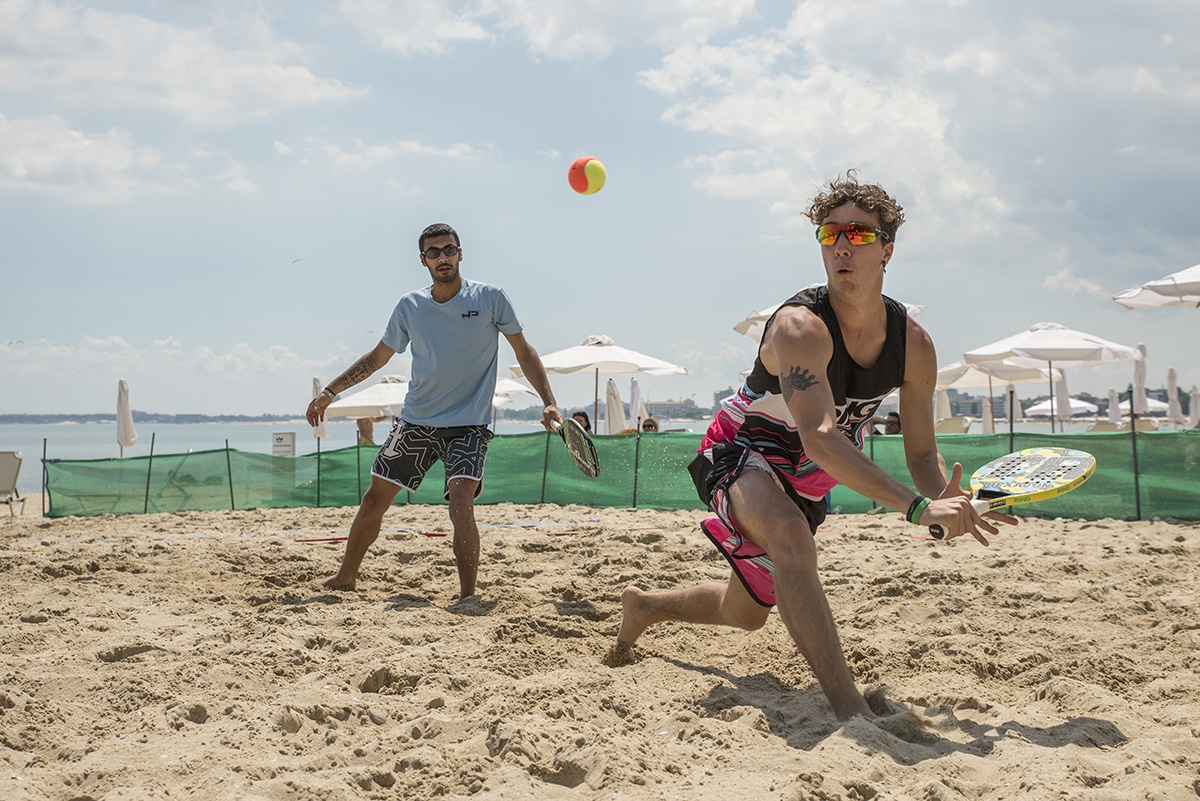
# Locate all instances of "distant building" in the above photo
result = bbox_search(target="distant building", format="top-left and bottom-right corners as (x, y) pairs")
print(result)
(646, 398), (703, 420)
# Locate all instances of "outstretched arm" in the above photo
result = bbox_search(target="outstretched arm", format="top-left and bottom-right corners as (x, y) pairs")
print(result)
(505, 331), (562, 430)
(306, 340), (396, 426)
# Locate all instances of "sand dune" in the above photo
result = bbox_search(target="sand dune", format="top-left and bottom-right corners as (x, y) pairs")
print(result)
(1, 504), (1197, 800)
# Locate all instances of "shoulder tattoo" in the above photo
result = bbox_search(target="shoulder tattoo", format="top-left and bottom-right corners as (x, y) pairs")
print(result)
(780, 366), (820, 402)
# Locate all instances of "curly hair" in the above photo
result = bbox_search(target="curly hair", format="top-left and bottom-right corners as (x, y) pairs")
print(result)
(419, 223), (460, 251)
(804, 170), (906, 242)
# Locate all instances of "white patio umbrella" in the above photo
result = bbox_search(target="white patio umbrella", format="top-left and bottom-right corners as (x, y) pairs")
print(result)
(311, 378), (330, 439)
(1025, 396), (1098, 417)
(937, 360), (1059, 431)
(1189, 386), (1200, 429)
(604, 378), (627, 434)
(1113, 263), (1200, 309)
(325, 375), (409, 419)
(962, 322), (1141, 433)
(117, 378), (137, 457)
(734, 287), (926, 343)
(1107, 388), (1123, 424)
(513, 335), (686, 426)
(1165, 368), (1184, 425)
(492, 377), (539, 426)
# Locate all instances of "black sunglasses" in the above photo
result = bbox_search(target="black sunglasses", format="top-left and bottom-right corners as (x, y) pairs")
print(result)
(422, 244), (460, 259)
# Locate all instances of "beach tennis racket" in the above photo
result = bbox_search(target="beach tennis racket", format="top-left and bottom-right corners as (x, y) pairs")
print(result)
(929, 447), (1096, 539)
(552, 419), (600, 478)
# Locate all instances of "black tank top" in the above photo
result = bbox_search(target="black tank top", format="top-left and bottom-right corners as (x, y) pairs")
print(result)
(745, 284), (908, 443)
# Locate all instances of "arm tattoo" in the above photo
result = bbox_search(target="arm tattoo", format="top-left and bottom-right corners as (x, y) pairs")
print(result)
(780, 366), (820, 402)
(335, 354), (378, 392)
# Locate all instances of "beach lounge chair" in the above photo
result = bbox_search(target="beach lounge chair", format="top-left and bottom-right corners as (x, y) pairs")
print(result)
(934, 416), (971, 434)
(1117, 418), (1159, 432)
(1, 451), (25, 516)
(1085, 421), (1119, 432)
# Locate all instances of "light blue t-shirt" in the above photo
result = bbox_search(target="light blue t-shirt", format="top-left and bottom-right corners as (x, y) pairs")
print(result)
(381, 279), (523, 426)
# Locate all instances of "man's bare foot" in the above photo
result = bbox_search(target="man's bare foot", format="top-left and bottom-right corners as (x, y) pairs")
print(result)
(320, 574), (356, 591)
(601, 585), (655, 667)
(602, 641), (636, 668)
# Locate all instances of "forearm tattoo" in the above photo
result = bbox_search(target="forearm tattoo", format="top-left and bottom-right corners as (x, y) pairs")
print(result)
(336, 355), (378, 391)
(780, 366), (819, 402)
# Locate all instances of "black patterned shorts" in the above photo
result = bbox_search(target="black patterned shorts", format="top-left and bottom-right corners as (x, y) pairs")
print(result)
(372, 421), (493, 499)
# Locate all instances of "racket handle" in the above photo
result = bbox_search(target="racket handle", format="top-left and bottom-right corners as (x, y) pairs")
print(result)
(927, 499), (992, 539)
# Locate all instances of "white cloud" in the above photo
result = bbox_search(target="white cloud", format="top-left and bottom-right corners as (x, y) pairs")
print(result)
(0, 114), (256, 203)
(340, 0), (755, 60)
(315, 138), (497, 170)
(1043, 267), (1114, 300)
(0, 0), (363, 126)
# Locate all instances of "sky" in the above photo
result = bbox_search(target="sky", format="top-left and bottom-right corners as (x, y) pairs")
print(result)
(2, 0), (1199, 418)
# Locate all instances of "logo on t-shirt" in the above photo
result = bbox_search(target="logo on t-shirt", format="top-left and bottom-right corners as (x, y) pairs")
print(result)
(461, 310), (479, 319)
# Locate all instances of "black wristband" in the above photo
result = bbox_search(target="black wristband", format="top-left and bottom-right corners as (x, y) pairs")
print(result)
(906, 496), (931, 525)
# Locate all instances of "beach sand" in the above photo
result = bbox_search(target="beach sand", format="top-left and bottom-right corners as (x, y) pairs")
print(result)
(1, 502), (1197, 800)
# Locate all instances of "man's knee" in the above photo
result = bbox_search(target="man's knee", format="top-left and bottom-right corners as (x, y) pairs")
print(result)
(760, 514), (818, 571)
(727, 603), (771, 632)
(447, 479), (479, 519)
(361, 480), (400, 515)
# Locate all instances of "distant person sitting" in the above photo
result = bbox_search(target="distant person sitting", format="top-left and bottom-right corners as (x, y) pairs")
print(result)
(641, 417), (660, 433)
(871, 412), (901, 435)
(572, 411), (592, 433)
(356, 415), (388, 446)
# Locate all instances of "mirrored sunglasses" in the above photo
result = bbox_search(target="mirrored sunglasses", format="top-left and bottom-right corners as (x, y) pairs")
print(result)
(815, 223), (890, 246)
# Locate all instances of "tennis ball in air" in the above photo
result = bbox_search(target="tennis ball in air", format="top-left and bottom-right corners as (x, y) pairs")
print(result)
(568, 156), (606, 195)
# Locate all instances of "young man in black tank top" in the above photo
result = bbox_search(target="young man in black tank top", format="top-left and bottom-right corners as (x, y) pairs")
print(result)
(610, 173), (1014, 721)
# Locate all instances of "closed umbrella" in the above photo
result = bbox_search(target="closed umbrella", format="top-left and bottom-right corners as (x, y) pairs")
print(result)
(1005, 384), (1021, 423)
(630, 377), (650, 429)
(1189, 386), (1200, 429)
(963, 322), (1141, 433)
(1113, 263), (1200, 309)
(1054, 375), (1073, 424)
(1166, 368), (1184, 425)
(604, 379), (627, 434)
(935, 388), (952, 423)
(1107, 388), (1123, 424)
(311, 378), (330, 439)
(513, 335), (686, 427)
(117, 378), (137, 457)
(1133, 344), (1149, 415)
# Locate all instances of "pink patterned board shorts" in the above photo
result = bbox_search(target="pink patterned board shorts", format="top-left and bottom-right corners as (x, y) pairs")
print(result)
(690, 445), (827, 608)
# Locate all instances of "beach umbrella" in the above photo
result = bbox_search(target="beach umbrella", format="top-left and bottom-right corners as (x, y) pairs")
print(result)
(980, 392), (995, 434)
(492, 377), (539, 427)
(1166, 368), (1184, 425)
(604, 379), (628, 434)
(1025, 396), (1098, 417)
(1113, 263), (1200, 309)
(325, 375), (409, 419)
(734, 287), (926, 343)
(1107, 388), (1123, 424)
(513, 334), (686, 426)
(311, 378), (330, 439)
(962, 322), (1141, 433)
(116, 378), (137, 457)
(1189, 386), (1200, 429)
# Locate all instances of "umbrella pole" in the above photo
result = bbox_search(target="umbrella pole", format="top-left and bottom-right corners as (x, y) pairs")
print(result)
(1047, 361), (1055, 435)
(1007, 386), (1015, 454)
(593, 369), (599, 433)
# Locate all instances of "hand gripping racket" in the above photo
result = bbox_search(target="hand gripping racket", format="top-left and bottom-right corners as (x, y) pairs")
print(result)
(552, 419), (600, 478)
(929, 447), (1095, 539)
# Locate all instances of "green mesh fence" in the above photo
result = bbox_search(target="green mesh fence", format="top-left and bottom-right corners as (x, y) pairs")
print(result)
(42, 429), (1200, 521)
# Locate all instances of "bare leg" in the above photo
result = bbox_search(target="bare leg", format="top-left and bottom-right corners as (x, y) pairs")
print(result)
(320, 476), (402, 590)
(727, 471), (873, 720)
(607, 573), (769, 666)
(447, 478), (481, 600)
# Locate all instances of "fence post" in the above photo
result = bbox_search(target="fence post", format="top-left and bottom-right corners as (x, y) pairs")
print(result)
(225, 439), (235, 511)
(1128, 383), (1142, 520)
(539, 431), (551, 504)
(143, 432), (156, 514)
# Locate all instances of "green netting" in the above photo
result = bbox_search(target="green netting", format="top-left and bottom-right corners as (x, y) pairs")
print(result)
(42, 429), (1200, 521)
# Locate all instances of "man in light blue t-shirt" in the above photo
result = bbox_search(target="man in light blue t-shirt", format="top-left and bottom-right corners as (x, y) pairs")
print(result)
(306, 223), (562, 600)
